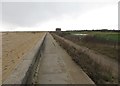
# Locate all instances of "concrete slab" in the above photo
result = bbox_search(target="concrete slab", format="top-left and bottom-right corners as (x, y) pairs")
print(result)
(3, 33), (46, 84)
(37, 33), (95, 84)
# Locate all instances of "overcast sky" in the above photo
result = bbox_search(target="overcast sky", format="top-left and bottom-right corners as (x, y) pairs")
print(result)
(0, 0), (119, 31)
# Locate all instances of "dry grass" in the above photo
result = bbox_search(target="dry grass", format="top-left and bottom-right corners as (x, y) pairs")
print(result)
(2, 32), (45, 82)
(56, 32), (119, 60)
(52, 33), (118, 84)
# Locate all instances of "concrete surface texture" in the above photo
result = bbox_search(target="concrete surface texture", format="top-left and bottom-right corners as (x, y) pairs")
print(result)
(36, 33), (94, 84)
(3, 33), (46, 84)
(2, 32), (45, 82)
(54, 34), (118, 78)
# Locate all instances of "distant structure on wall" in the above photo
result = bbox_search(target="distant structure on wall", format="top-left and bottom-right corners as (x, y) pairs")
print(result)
(56, 28), (61, 32)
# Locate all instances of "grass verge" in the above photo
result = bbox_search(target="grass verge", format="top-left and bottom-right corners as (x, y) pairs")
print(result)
(51, 33), (118, 84)
(56, 32), (119, 60)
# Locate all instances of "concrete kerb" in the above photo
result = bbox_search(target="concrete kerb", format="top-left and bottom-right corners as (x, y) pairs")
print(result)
(3, 33), (46, 85)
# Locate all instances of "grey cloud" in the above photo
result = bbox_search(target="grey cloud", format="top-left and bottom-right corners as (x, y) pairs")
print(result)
(2, 2), (107, 27)
(0, 2), (2, 25)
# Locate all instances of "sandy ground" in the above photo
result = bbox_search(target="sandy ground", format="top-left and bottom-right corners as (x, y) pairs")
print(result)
(36, 33), (94, 84)
(2, 32), (45, 82)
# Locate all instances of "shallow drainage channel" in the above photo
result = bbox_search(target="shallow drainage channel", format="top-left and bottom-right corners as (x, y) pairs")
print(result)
(33, 33), (95, 84)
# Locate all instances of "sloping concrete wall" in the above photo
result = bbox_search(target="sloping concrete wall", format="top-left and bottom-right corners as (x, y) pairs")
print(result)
(3, 33), (46, 85)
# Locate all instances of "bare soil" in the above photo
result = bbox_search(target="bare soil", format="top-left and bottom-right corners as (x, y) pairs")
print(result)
(2, 32), (45, 82)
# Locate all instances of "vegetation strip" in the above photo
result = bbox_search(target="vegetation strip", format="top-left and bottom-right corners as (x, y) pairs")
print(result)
(64, 31), (119, 60)
(51, 33), (118, 84)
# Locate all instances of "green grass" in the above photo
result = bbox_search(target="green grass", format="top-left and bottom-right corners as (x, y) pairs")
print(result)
(56, 31), (119, 60)
(52, 33), (117, 84)
(94, 34), (119, 42)
(69, 31), (120, 42)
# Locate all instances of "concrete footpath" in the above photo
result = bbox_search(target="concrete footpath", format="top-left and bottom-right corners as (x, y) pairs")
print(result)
(36, 33), (95, 84)
(54, 34), (118, 78)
